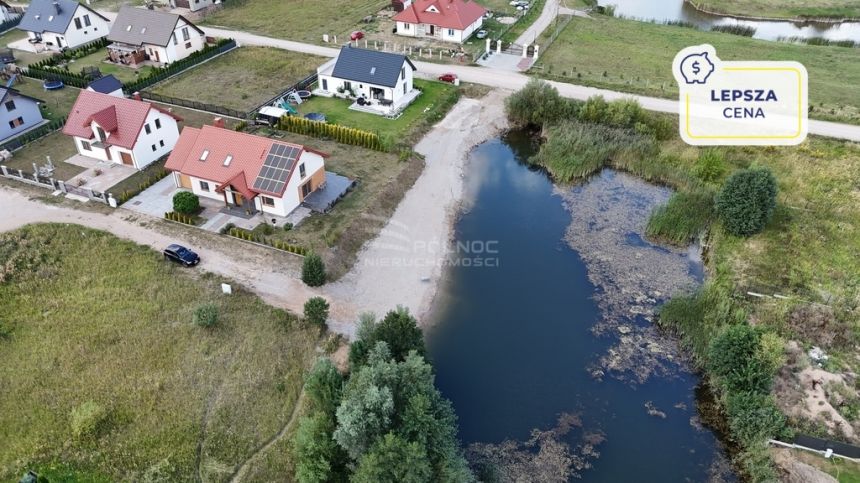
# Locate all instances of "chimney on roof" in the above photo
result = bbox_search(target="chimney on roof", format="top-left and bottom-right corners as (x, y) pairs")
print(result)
(213, 117), (225, 129)
(132, 91), (141, 101)
(52, 1), (61, 14)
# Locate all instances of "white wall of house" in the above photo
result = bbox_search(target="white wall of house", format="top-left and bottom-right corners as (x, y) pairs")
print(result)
(186, 174), (223, 201)
(130, 109), (180, 169)
(317, 59), (414, 103)
(395, 17), (482, 43)
(28, 6), (110, 49)
(163, 20), (205, 63)
(72, 109), (178, 170)
(74, 135), (136, 167)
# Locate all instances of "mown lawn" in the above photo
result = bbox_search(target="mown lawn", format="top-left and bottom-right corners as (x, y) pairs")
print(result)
(203, 0), (381, 43)
(0, 224), (319, 481)
(150, 47), (325, 112)
(296, 79), (459, 144)
(13, 82), (79, 122)
(1, 131), (81, 180)
(68, 48), (155, 83)
(533, 14), (860, 124)
(693, 0), (860, 19)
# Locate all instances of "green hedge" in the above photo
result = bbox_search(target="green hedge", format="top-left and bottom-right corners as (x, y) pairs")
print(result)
(25, 38), (110, 88)
(123, 39), (237, 94)
(227, 227), (308, 256)
(276, 115), (387, 152)
(164, 211), (196, 225)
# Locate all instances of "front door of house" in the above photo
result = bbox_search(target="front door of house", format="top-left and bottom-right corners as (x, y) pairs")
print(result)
(154, 50), (160, 62)
(300, 182), (312, 200)
(120, 152), (133, 166)
(234, 193), (244, 206)
(429, 25), (435, 36)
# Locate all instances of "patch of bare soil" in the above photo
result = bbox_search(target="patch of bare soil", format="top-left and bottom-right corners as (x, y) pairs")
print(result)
(773, 341), (860, 443)
(771, 448), (838, 483)
(555, 170), (701, 383)
(465, 413), (605, 482)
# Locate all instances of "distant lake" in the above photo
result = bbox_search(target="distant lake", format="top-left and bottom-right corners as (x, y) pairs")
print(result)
(426, 132), (734, 481)
(604, 0), (860, 42)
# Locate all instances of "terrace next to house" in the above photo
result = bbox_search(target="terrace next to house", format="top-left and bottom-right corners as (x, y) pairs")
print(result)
(15, 0), (109, 51)
(316, 45), (419, 116)
(0, 87), (44, 142)
(393, 0), (488, 43)
(62, 89), (181, 170)
(164, 120), (330, 222)
(107, 7), (205, 67)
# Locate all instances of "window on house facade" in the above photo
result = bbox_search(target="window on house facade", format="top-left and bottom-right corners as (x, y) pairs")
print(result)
(447, 28), (454, 36)
(159, 140), (165, 147)
(151, 144), (156, 151)
(74, 18), (82, 29)
(5, 100), (15, 111)
(200, 181), (210, 191)
(155, 119), (161, 129)
(8, 117), (23, 129)
(172, 33), (178, 45)
(299, 163), (306, 178)
(182, 27), (190, 41)
(81, 141), (91, 151)
(84, 14), (91, 27)
(185, 42), (192, 49)
(96, 126), (106, 141)
(401, 67), (405, 80)
(144, 123), (151, 134)
(403, 23), (410, 30)
(403, 83), (407, 94)
(261, 196), (275, 207)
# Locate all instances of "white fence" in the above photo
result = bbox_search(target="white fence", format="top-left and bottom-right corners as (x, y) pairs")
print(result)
(0, 165), (114, 206)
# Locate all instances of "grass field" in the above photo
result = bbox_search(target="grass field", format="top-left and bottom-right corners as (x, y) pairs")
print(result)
(0, 224), (319, 481)
(692, 0), (860, 19)
(296, 79), (459, 144)
(150, 47), (325, 112)
(533, 15), (860, 124)
(203, 0), (382, 43)
(13, 81), (79, 122)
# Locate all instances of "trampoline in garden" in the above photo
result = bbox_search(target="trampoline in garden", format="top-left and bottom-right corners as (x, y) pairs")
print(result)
(304, 112), (326, 122)
(295, 90), (311, 99)
(43, 79), (64, 90)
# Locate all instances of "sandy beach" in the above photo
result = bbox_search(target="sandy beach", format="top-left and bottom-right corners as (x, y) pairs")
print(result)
(324, 90), (510, 330)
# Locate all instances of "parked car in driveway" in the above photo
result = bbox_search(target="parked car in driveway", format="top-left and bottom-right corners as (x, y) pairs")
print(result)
(350, 31), (364, 41)
(163, 244), (200, 267)
(438, 72), (458, 83)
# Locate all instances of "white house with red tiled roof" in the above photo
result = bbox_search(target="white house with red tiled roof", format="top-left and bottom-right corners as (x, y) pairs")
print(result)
(394, 0), (487, 43)
(62, 90), (181, 170)
(164, 122), (328, 217)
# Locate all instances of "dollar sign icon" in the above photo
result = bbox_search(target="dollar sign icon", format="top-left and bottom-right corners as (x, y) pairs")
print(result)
(692, 61), (701, 74)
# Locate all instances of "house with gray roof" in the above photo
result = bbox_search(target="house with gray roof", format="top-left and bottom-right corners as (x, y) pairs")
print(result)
(0, 87), (44, 142)
(107, 7), (205, 67)
(17, 0), (110, 50)
(315, 45), (419, 116)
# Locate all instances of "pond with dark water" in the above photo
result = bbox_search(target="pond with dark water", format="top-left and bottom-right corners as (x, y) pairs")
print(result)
(426, 131), (734, 481)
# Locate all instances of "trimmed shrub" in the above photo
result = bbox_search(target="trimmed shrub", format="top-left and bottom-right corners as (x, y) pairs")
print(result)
(193, 303), (218, 328)
(302, 253), (326, 287)
(70, 401), (109, 441)
(715, 168), (778, 236)
(304, 296), (330, 328)
(172, 191), (199, 215)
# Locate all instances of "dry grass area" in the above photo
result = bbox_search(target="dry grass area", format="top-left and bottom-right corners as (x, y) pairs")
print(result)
(0, 224), (319, 481)
(150, 47), (325, 112)
(203, 0), (382, 43)
(533, 15), (860, 124)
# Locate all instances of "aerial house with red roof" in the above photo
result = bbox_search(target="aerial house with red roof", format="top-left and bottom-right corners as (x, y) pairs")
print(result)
(62, 90), (182, 170)
(394, 0), (487, 43)
(164, 122), (328, 218)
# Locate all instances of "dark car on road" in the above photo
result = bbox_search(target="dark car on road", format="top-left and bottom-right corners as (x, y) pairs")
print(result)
(163, 244), (200, 267)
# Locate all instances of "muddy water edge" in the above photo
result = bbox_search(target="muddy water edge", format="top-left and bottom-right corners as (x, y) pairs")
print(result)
(425, 130), (737, 481)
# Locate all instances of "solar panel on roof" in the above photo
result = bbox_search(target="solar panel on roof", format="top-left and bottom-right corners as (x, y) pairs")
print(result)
(252, 143), (301, 194)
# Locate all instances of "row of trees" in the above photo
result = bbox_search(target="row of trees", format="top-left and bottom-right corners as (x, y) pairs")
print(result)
(294, 307), (473, 482)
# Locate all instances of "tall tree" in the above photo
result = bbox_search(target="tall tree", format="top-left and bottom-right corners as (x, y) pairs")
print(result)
(351, 433), (431, 483)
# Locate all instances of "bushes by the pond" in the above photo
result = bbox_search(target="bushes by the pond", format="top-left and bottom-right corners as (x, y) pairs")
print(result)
(528, 120), (658, 182)
(715, 167), (778, 237)
(646, 189), (716, 244)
